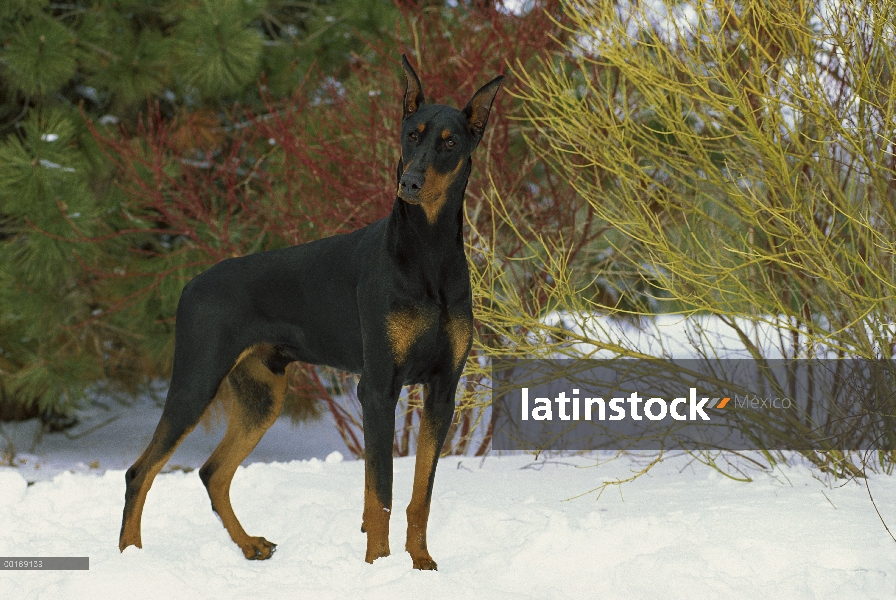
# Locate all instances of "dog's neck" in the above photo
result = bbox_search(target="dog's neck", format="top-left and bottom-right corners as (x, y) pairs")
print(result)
(389, 158), (470, 244)
(385, 159), (471, 286)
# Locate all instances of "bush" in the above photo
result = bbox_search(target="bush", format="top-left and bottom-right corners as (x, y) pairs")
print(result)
(512, 0), (896, 476)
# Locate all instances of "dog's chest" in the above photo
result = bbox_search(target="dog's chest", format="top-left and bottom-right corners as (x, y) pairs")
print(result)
(385, 301), (472, 376)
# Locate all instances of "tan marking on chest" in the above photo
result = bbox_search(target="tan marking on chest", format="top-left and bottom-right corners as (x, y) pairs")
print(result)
(387, 308), (430, 364)
(444, 315), (473, 370)
(419, 159), (464, 225)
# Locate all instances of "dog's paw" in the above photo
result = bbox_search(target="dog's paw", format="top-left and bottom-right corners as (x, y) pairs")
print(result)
(411, 556), (438, 571)
(240, 536), (277, 560)
(118, 539), (142, 552)
(118, 532), (142, 552)
(364, 544), (390, 564)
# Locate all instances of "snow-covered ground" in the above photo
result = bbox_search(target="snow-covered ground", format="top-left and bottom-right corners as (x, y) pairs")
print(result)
(2, 313), (896, 598)
(2, 450), (895, 598)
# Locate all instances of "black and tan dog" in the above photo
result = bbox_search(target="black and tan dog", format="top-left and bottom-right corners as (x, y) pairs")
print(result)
(118, 55), (503, 570)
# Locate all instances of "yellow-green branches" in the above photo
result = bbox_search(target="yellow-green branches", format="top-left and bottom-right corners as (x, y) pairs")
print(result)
(515, 0), (896, 360)
(508, 0), (896, 477)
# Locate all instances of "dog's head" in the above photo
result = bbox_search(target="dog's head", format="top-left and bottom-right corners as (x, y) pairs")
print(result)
(396, 55), (503, 222)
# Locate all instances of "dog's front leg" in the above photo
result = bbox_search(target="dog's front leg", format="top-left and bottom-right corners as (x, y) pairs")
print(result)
(358, 375), (400, 563)
(405, 380), (457, 570)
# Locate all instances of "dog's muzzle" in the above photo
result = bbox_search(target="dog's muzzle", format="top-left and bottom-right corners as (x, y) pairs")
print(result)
(398, 171), (425, 203)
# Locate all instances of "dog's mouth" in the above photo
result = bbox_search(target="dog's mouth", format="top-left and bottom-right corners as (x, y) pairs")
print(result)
(397, 189), (423, 204)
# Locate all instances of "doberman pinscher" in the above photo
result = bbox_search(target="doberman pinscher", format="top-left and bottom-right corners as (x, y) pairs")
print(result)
(118, 55), (503, 570)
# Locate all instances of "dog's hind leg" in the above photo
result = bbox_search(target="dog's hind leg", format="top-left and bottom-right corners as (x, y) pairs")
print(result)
(405, 380), (457, 571)
(198, 346), (287, 560)
(119, 372), (220, 552)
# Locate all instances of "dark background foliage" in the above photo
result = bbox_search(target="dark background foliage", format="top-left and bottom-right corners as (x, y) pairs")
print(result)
(0, 0), (405, 423)
(1, 1), (593, 457)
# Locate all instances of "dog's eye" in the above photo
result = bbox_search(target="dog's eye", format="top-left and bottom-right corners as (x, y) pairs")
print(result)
(445, 139), (456, 149)
(409, 132), (419, 142)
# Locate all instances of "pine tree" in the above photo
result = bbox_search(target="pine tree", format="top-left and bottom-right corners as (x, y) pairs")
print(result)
(0, 0), (399, 423)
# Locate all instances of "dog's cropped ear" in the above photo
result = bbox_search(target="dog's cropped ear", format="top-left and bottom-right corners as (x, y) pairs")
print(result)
(462, 75), (504, 149)
(401, 54), (425, 119)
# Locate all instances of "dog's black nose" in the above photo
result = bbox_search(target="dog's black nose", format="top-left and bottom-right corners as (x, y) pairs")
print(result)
(400, 172), (424, 195)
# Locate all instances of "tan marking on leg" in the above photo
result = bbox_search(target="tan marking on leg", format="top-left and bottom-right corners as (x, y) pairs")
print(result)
(238, 344), (283, 381)
(121, 344), (282, 554)
(198, 343), (270, 430)
(444, 315), (473, 371)
(120, 418), (197, 551)
(363, 470), (391, 563)
(200, 348), (286, 560)
(386, 308), (429, 364)
(419, 159), (464, 225)
(406, 413), (441, 570)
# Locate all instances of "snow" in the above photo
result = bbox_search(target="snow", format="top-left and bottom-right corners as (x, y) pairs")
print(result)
(544, 312), (820, 359)
(1, 452), (895, 598)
